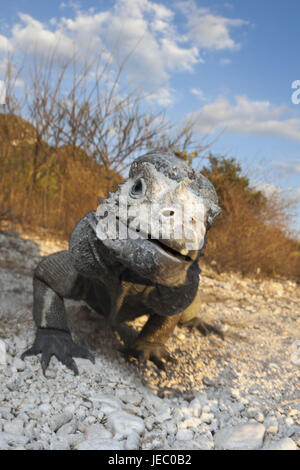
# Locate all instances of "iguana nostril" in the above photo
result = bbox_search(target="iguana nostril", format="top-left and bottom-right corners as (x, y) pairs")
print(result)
(161, 209), (175, 217)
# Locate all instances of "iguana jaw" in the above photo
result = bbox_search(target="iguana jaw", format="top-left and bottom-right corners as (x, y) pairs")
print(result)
(147, 238), (192, 262)
(110, 215), (194, 263)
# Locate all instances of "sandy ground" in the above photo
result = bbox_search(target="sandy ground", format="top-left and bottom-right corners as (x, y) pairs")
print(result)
(0, 229), (299, 450)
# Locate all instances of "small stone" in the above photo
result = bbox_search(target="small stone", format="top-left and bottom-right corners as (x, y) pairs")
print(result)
(116, 390), (142, 406)
(84, 424), (112, 440)
(231, 389), (240, 399)
(45, 370), (56, 379)
(200, 412), (214, 424)
(285, 417), (294, 427)
(50, 439), (70, 450)
(145, 417), (154, 431)
(107, 411), (145, 436)
(122, 403), (143, 417)
(289, 409), (299, 417)
(39, 404), (52, 414)
(266, 282), (284, 296)
(67, 433), (85, 449)
(265, 417), (278, 434)
(155, 410), (172, 423)
(142, 432), (166, 450)
(214, 423), (265, 450)
(176, 429), (194, 441)
(178, 417), (202, 430)
(56, 420), (77, 437)
(0, 340), (6, 366)
(64, 405), (76, 414)
(172, 439), (198, 450)
(82, 416), (96, 426)
(125, 432), (140, 450)
(13, 358), (25, 371)
(3, 420), (24, 435)
(0, 407), (12, 420)
(76, 438), (125, 450)
(193, 435), (214, 450)
(165, 420), (177, 435)
(92, 395), (122, 414)
(247, 408), (264, 423)
(189, 398), (202, 417)
(51, 412), (73, 432)
(75, 408), (87, 420)
(0, 432), (29, 448)
(264, 437), (298, 450)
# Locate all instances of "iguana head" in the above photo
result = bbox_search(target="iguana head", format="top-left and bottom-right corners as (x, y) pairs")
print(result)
(95, 151), (220, 284)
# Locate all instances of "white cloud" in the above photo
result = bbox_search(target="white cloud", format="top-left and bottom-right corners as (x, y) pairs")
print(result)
(0, 34), (12, 51)
(275, 160), (300, 174)
(188, 95), (300, 142)
(3, 1), (201, 88)
(12, 13), (76, 58)
(147, 87), (174, 106)
(177, 0), (248, 50)
(219, 58), (231, 65)
(0, 0), (249, 75)
(190, 88), (207, 101)
(0, 0), (249, 104)
(97, 0), (200, 84)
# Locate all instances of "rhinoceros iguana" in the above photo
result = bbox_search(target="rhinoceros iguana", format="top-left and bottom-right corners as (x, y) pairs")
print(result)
(22, 151), (222, 375)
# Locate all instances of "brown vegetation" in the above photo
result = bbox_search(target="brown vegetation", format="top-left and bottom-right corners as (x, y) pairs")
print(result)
(202, 155), (300, 279)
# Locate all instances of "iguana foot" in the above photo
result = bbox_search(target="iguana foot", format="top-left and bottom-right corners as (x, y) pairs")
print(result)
(123, 340), (177, 371)
(181, 317), (224, 340)
(21, 328), (95, 376)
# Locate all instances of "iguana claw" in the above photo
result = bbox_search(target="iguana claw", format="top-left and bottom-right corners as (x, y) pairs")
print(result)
(21, 327), (95, 376)
(123, 340), (177, 371)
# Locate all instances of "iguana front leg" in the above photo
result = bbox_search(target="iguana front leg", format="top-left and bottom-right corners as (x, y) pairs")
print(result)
(125, 313), (181, 370)
(22, 251), (95, 375)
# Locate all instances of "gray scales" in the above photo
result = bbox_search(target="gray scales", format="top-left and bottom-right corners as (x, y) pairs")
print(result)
(22, 151), (222, 375)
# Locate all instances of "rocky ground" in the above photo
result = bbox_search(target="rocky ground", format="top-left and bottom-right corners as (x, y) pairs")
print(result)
(0, 229), (299, 450)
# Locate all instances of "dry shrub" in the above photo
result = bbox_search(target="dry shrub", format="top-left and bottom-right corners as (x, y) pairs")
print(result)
(50, 149), (123, 237)
(0, 139), (122, 239)
(205, 181), (300, 279)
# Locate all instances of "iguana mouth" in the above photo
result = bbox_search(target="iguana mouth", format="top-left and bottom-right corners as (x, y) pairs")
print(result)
(148, 237), (192, 262)
(111, 216), (192, 262)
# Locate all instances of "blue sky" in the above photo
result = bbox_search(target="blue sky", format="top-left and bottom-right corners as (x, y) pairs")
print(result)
(0, 0), (300, 232)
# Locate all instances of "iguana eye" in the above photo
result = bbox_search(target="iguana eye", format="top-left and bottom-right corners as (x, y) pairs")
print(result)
(130, 178), (146, 199)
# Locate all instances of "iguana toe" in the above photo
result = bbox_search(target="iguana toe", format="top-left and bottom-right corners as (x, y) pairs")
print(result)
(182, 318), (225, 340)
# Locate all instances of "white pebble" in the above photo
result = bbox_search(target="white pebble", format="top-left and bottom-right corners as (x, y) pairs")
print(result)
(125, 432), (140, 450)
(264, 437), (298, 450)
(3, 420), (24, 435)
(214, 423), (266, 450)
(51, 412), (73, 432)
(0, 340), (6, 366)
(84, 424), (112, 440)
(107, 411), (145, 436)
(176, 429), (194, 441)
